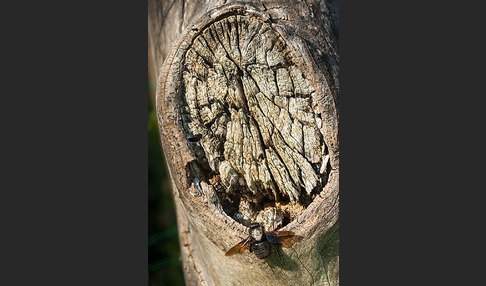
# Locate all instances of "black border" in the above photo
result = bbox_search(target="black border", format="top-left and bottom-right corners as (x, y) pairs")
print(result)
(3, 1), (148, 285)
(339, 0), (481, 284)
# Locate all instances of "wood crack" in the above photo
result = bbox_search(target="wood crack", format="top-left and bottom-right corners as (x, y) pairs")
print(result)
(180, 13), (328, 230)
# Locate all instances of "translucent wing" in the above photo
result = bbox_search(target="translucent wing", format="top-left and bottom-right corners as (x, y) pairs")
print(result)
(266, 231), (303, 248)
(225, 236), (251, 256)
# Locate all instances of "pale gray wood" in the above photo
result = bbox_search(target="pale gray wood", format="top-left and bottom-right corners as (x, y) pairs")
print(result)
(149, 1), (339, 285)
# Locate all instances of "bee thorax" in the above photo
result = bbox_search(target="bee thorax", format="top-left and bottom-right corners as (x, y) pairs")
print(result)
(250, 226), (264, 241)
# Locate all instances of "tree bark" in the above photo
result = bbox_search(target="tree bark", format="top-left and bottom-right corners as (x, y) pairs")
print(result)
(149, 1), (339, 285)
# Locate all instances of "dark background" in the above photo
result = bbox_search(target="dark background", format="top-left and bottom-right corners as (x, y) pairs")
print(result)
(148, 82), (185, 285)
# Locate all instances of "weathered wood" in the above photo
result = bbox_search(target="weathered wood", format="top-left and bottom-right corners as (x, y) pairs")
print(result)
(149, 1), (339, 285)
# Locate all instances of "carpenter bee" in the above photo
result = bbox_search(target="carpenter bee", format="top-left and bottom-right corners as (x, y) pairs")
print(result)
(225, 223), (302, 259)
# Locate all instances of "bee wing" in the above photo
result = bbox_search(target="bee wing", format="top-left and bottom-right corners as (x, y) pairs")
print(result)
(266, 231), (303, 248)
(225, 236), (251, 256)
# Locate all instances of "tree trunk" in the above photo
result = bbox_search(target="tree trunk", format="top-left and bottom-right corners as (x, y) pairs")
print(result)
(149, 1), (339, 285)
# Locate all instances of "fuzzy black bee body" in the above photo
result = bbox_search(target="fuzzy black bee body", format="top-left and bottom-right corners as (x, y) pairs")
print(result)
(225, 222), (303, 260)
(250, 240), (271, 259)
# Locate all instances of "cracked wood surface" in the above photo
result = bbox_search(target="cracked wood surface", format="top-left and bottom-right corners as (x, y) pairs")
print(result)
(149, 1), (339, 285)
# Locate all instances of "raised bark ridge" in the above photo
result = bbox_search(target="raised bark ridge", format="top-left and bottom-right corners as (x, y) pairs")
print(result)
(181, 14), (330, 231)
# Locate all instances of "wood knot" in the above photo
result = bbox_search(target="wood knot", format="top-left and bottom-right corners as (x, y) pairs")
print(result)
(165, 9), (333, 230)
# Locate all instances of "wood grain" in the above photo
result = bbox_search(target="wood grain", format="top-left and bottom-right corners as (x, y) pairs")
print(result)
(149, 1), (339, 285)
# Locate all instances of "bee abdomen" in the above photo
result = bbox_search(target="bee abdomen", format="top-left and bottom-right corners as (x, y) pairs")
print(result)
(251, 240), (271, 259)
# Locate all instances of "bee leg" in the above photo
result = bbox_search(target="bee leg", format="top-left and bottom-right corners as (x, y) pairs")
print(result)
(269, 264), (276, 276)
(275, 244), (283, 264)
